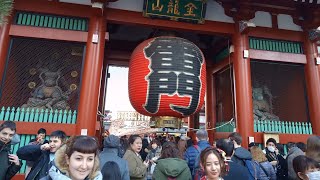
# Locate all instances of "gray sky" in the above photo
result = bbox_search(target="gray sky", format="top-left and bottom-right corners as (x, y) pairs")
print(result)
(105, 66), (135, 112)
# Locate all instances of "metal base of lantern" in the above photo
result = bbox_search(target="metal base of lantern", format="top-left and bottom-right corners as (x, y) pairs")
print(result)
(150, 116), (182, 129)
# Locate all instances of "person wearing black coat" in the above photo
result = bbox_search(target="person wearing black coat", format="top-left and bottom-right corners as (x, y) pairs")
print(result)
(17, 130), (66, 180)
(139, 135), (149, 161)
(216, 139), (250, 180)
(265, 139), (288, 180)
(0, 121), (21, 180)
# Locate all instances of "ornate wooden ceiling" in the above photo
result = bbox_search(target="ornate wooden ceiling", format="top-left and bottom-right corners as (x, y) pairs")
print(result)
(217, 0), (320, 29)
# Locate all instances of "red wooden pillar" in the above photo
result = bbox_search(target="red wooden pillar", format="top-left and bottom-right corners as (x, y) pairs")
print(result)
(206, 67), (216, 145)
(304, 32), (320, 135)
(0, 15), (13, 83)
(76, 14), (106, 136)
(187, 116), (196, 141)
(232, 22), (254, 147)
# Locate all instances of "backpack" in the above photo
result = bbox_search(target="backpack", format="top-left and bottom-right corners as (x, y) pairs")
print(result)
(259, 163), (271, 180)
(243, 159), (264, 180)
(193, 145), (204, 180)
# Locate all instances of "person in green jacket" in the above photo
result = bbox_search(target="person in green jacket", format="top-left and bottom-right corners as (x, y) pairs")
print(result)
(152, 142), (192, 180)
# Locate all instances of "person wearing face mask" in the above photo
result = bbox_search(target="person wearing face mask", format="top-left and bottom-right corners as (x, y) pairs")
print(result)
(293, 155), (320, 180)
(264, 138), (288, 180)
(287, 142), (304, 180)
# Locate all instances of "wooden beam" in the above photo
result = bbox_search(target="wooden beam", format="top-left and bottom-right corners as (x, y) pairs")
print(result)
(212, 55), (233, 74)
(206, 67), (216, 145)
(249, 27), (304, 42)
(105, 8), (235, 36)
(14, 0), (93, 18)
(0, 121), (77, 136)
(215, 132), (312, 144)
(254, 132), (311, 144)
(250, 49), (307, 64)
(106, 50), (130, 60)
(9, 25), (88, 42)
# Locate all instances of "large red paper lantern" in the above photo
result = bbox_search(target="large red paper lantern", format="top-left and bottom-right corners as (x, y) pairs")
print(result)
(129, 36), (206, 118)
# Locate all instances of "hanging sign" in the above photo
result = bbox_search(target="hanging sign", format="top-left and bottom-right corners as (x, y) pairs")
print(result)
(143, 0), (207, 24)
(150, 116), (183, 128)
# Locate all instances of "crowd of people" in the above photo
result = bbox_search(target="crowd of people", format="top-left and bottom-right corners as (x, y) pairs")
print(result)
(1, 120), (320, 180)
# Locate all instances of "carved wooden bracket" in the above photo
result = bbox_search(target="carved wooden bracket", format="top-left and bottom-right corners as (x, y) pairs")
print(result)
(297, 6), (320, 30)
(220, 0), (255, 22)
(309, 29), (320, 42)
(239, 20), (255, 34)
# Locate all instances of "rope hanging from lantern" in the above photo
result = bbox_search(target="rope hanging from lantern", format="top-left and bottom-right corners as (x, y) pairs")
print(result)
(97, 110), (106, 118)
(187, 118), (235, 132)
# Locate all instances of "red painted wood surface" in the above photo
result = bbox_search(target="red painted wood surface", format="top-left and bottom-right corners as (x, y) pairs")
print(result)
(215, 132), (312, 144)
(232, 23), (254, 148)
(250, 49), (307, 64)
(303, 33), (320, 135)
(76, 15), (106, 136)
(9, 25), (88, 42)
(206, 67), (215, 145)
(249, 27), (304, 42)
(211, 55), (234, 74)
(105, 9), (235, 36)
(14, 0), (92, 18)
(0, 14), (12, 83)
(254, 133), (311, 144)
(187, 116), (196, 141)
(0, 121), (76, 135)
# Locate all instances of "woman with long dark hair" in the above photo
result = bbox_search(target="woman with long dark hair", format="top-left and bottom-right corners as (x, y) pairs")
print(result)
(199, 147), (226, 180)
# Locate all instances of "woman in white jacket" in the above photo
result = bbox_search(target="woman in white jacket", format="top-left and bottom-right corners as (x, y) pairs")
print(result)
(46, 135), (102, 180)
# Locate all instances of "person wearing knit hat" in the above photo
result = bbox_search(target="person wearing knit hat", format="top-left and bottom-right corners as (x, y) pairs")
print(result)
(99, 135), (130, 180)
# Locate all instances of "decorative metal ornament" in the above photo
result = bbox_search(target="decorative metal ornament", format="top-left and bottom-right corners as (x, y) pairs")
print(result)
(239, 20), (255, 34)
(150, 116), (182, 128)
(70, 84), (77, 91)
(309, 29), (320, 42)
(28, 82), (36, 89)
(71, 71), (78, 77)
(129, 36), (206, 118)
(29, 68), (37, 75)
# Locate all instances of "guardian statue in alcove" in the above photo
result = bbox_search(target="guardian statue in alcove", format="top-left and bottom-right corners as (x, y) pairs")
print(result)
(22, 67), (72, 110)
(252, 85), (280, 121)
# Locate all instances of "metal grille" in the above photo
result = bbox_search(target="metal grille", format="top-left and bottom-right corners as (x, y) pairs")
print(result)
(251, 61), (308, 124)
(0, 37), (85, 111)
